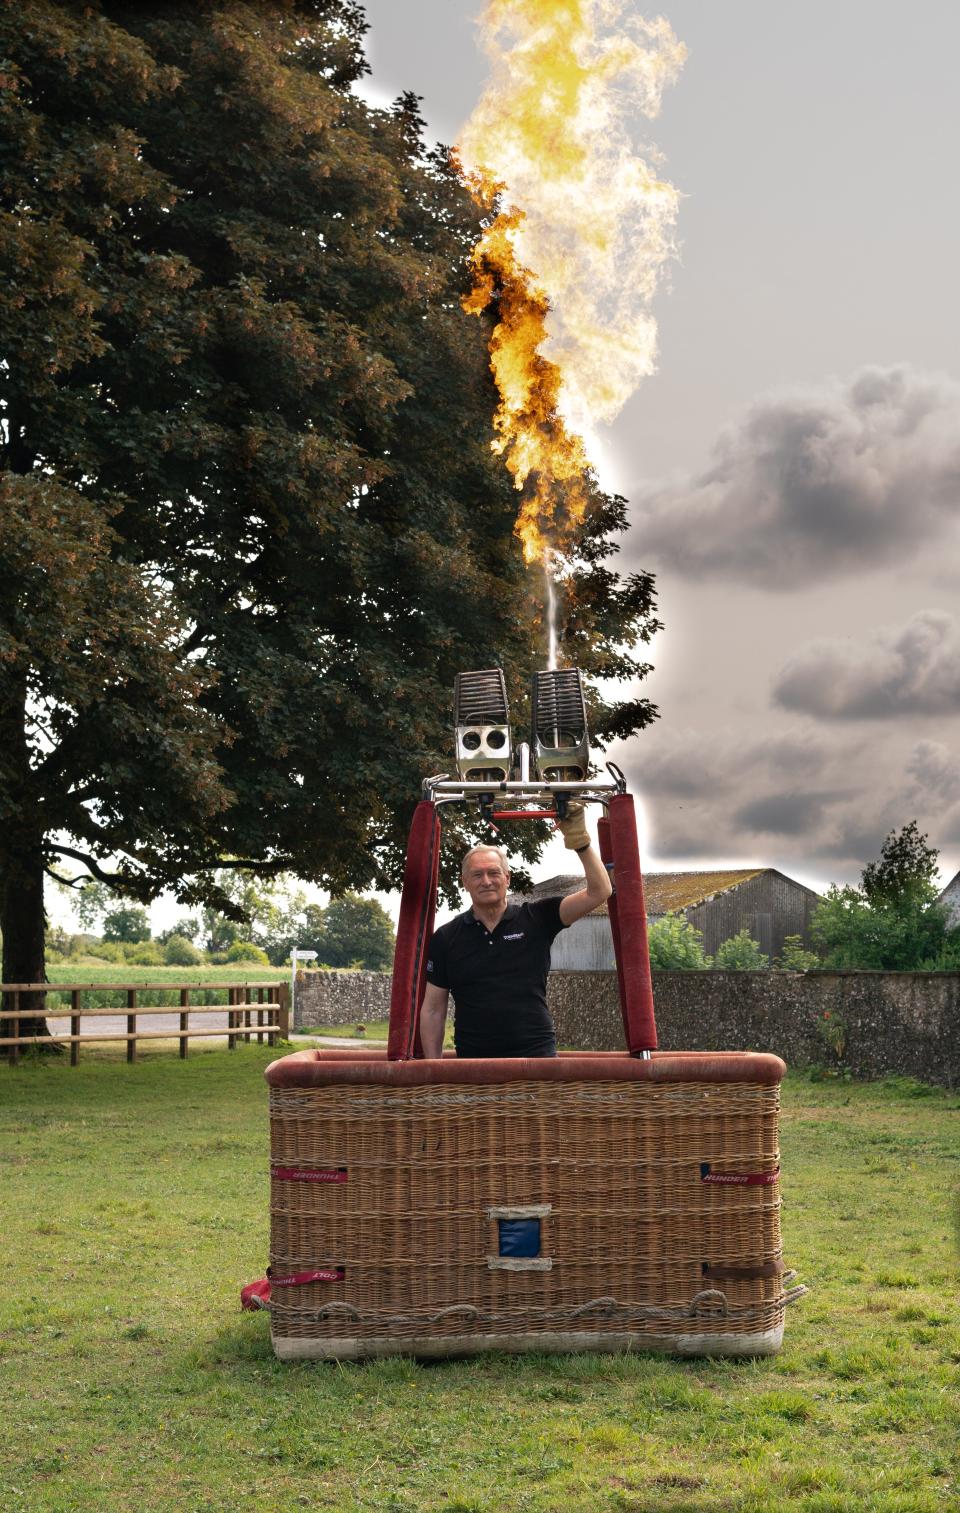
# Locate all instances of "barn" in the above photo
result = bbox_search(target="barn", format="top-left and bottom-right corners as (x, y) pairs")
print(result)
(526, 868), (821, 969)
(936, 870), (960, 928)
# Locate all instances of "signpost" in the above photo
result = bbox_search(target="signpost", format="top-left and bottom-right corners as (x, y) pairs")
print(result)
(289, 949), (318, 1028)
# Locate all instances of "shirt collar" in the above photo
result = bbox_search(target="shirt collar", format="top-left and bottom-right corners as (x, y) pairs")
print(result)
(464, 901), (520, 930)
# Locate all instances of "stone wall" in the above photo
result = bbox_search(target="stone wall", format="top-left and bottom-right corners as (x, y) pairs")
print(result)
(294, 970), (392, 1029)
(293, 966), (960, 1087)
(548, 970), (960, 1087)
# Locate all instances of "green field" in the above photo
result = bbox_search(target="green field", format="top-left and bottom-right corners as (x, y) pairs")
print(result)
(1, 1049), (958, 1512)
(31, 964), (289, 1013)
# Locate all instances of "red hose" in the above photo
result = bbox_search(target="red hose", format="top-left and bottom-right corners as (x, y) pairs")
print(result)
(387, 801), (441, 1061)
(606, 793), (657, 1053)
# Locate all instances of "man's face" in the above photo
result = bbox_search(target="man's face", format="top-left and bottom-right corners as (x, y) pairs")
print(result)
(463, 850), (509, 912)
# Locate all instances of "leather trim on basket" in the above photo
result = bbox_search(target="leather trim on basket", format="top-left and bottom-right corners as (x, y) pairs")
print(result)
(702, 1261), (785, 1282)
(271, 1167), (348, 1183)
(700, 1164), (780, 1185)
(264, 1049), (786, 1088)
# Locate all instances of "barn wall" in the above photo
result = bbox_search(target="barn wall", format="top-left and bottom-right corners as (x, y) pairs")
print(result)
(685, 873), (818, 959)
(549, 915), (616, 971)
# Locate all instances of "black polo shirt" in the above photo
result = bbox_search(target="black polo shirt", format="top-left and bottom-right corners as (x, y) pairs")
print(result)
(425, 898), (566, 1058)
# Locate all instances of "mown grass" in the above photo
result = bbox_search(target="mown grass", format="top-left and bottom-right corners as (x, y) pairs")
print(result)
(2, 1050), (958, 1512)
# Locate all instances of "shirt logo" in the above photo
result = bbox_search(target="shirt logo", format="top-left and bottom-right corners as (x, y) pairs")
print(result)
(426, 959), (433, 972)
(502, 932), (525, 941)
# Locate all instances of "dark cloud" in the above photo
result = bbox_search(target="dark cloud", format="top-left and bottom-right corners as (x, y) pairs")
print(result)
(734, 790), (847, 836)
(626, 718), (960, 884)
(772, 611), (960, 718)
(905, 739), (960, 801)
(631, 726), (831, 802)
(629, 367), (960, 587)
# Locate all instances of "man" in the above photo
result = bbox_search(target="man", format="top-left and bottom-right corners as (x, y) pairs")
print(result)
(420, 804), (612, 1058)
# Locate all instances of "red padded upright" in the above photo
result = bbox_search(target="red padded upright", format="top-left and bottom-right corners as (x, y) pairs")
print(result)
(606, 793), (658, 1053)
(387, 801), (441, 1061)
(597, 813), (629, 1045)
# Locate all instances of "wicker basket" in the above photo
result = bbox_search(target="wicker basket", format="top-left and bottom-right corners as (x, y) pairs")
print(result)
(264, 1048), (796, 1361)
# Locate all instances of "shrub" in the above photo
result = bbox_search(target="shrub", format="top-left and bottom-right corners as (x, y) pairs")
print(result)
(124, 942), (164, 966)
(714, 930), (769, 970)
(225, 940), (270, 965)
(776, 935), (820, 971)
(646, 913), (710, 970)
(163, 934), (204, 966)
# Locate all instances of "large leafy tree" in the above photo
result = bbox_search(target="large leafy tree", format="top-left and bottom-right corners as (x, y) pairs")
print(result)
(0, 1), (659, 1023)
(812, 822), (954, 971)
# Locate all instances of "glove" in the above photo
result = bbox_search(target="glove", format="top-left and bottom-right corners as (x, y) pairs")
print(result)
(556, 800), (591, 852)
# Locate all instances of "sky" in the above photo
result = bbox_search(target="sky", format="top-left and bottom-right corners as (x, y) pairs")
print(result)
(357, 0), (960, 897)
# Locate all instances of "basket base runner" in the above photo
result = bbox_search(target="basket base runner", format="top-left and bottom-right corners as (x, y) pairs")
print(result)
(272, 1325), (785, 1361)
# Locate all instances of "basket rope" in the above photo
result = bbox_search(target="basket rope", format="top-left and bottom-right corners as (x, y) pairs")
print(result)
(268, 1286), (807, 1329)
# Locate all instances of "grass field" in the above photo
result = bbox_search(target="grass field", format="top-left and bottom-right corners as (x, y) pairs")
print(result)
(34, 965), (289, 1013)
(2, 1048), (958, 1512)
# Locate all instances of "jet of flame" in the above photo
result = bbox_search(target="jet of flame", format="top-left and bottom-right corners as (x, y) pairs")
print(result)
(457, 0), (685, 567)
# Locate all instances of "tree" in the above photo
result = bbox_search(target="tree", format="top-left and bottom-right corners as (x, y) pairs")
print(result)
(714, 931), (769, 970)
(1, 3), (659, 1032)
(646, 914), (709, 970)
(101, 905), (151, 944)
(201, 871), (281, 957)
(861, 821), (940, 907)
(317, 894), (395, 971)
(812, 822), (953, 971)
(812, 887), (949, 971)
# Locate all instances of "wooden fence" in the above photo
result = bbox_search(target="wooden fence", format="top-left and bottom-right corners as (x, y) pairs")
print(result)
(0, 981), (289, 1065)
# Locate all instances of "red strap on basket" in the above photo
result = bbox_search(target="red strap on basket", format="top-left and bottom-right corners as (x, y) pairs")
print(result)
(271, 1166), (347, 1183)
(700, 1164), (780, 1185)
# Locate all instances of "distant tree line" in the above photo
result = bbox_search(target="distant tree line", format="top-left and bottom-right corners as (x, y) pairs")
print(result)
(45, 871), (395, 971)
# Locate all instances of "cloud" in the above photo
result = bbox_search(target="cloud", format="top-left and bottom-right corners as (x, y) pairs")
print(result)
(904, 739), (960, 801)
(630, 366), (960, 587)
(772, 610), (960, 718)
(630, 726), (831, 803)
(625, 716), (960, 884)
(733, 790), (848, 836)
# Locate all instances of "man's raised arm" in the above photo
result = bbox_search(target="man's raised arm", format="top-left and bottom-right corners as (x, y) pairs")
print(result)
(556, 803), (613, 927)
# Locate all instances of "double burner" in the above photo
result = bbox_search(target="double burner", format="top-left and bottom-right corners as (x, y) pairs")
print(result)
(453, 666), (590, 786)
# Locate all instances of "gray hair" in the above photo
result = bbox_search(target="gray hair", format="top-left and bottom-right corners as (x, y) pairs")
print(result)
(461, 844), (511, 881)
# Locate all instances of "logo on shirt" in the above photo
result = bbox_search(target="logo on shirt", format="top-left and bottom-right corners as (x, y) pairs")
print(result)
(502, 932), (525, 941)
(426, 959), (433, 972)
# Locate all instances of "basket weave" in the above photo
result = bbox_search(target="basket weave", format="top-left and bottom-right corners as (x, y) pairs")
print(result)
(266, 1050), (790, 1360)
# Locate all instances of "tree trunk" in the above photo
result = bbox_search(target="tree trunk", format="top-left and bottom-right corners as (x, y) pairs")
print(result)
(0, 670), (51, 1042)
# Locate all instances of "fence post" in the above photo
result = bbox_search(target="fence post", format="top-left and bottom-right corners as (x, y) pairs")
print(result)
(127, 988), (137, 1063)
(71, 989), (81, 1067)
(257, 986), (265, 1045)
(278, 982), (290, 1041)
(227, 986), (236, 1051)
(9, 990), (19, 1067)
(180, 987), (189, 1060)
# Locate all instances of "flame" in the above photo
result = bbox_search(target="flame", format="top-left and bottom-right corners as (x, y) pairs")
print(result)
(458, 1), (685, 566)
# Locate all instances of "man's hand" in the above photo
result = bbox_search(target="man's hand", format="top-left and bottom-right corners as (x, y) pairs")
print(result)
(556, 800), (590, 852)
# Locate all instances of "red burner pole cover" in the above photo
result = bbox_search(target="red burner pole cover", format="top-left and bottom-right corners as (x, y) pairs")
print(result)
(388, 801), (441, 1061)
(606, 793), (658, 1053)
